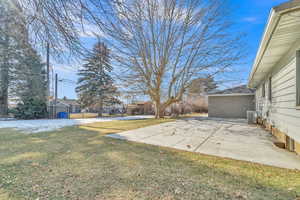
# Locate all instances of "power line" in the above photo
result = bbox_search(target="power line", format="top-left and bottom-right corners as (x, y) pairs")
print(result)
(59, 78), (77, 84)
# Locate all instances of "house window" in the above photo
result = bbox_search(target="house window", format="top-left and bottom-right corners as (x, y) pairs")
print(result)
(268, 77), (272, 102)
(262, 83), (265, 98)
(297, 50), (300, 107)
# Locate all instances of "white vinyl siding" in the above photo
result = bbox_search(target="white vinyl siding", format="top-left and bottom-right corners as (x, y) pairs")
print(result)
(256, 58), (300, 142)
(296, 50), (300, 106)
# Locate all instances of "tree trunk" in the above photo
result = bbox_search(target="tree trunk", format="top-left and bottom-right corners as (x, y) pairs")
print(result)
(0, 30), (9, 117)
(98, 97), (103, 117)
(0, 65), (9, 117)
(154, 102), (165, 119)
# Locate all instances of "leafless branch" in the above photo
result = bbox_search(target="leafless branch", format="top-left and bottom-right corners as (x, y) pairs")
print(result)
(96, 0), (245, 117)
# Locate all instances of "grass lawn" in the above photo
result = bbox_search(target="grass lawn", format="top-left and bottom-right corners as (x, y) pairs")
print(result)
(69, 113), (129, 119)
(0, 118), (299, 200)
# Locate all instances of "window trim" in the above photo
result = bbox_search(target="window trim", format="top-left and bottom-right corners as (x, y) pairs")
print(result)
(268, 77), (272, 102)
(297, 50), (300, 108)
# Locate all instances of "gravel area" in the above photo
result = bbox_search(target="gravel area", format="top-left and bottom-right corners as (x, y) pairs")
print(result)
(0, 115), (153, 133)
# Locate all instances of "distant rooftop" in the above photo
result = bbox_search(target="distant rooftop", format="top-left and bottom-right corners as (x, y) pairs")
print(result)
(209, 85), (255, 95)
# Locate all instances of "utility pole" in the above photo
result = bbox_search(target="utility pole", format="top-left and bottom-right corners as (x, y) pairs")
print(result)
(54, 73), (58, 118)
(46, 42), (50, 104)
(55, 73), (58, 104)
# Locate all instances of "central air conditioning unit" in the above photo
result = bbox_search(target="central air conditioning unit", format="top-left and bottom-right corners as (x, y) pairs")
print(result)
(247, 111), (256, 124)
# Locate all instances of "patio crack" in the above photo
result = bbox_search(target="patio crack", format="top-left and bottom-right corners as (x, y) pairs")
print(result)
(193, 124), (232, 152)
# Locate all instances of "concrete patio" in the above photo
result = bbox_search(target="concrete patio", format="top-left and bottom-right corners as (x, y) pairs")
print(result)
(107, 117), (300, 170)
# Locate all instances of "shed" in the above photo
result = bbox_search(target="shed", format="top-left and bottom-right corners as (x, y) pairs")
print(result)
(208, 85), (255, 119)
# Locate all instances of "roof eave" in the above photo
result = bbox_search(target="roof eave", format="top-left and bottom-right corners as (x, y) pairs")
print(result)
(248, 1), (300, 88)
(248, 9), (279, 88)
(274, 0), (300, 13)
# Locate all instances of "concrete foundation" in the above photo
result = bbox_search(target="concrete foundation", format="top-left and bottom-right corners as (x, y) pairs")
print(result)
(258, 120), (300, 155)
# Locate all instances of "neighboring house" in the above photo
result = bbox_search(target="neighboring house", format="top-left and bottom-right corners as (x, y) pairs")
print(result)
(165, 101), (193, 116)
(82, 103), (124, 114)
(208, 85), (255, 119)
(59, 99), (81, 113)
(50, 98), (81, 114)
(126, 101), (154, 115)
(248, 0), (300, 154)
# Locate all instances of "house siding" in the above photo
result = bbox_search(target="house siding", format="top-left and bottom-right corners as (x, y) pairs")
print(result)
(255, 57), (300, 145)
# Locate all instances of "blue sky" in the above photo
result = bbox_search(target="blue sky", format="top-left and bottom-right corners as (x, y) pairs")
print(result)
(53, 0), (289, 99)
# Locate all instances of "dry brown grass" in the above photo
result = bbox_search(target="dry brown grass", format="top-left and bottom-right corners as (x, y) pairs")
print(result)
(0, 118), (299, 200)
(70, 113), (99, 119)
(179, 112), (208, 118)
(70, 113), (130, 119)
(79, 118), (175, 134)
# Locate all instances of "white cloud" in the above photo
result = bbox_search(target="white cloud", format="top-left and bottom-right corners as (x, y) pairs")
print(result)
(242, 17), (258, 23)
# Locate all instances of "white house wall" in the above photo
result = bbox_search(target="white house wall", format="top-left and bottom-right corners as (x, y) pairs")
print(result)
(256, 56), (300, 143)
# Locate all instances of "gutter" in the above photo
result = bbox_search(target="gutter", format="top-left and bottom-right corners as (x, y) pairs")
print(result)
(208, 93), (255, 97)
(248, 9), (280, 88)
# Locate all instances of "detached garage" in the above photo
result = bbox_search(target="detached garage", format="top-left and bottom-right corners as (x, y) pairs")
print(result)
(208, 85), (255, 119)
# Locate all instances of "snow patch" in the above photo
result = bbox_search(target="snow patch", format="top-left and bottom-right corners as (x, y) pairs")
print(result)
(0, 115), (154, 133)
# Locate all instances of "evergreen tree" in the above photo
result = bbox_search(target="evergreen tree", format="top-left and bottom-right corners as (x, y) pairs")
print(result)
(76, 42), (120, 116)
(12, 47), (47, 101)
(9, 45), (48, 119)
(0, 2), (12, 116)
(0, 1), (47, 118)
(0, 0), (29, 116)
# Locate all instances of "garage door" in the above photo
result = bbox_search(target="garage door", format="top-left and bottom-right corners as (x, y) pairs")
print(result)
(208, 95), (255, 119)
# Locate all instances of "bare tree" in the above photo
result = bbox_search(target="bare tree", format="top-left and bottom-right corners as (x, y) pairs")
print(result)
(9, 0), (86, 58)
(96, 0), (245, 118)
(8, 0), (244, 118)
